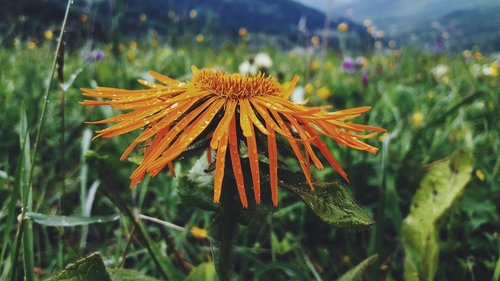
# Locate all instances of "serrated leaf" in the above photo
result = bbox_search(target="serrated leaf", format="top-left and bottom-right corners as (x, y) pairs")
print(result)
(46, 252), (111, 281)
(25, 212), (119, 227)
(108, 268), (160, 281)
(184, 262), (216, 281)
(337, 254), (378, 281)
(274, 168), (373, 228)
(402, 151), (473, 281)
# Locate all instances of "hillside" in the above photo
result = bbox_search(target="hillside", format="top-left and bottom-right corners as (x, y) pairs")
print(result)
(1, 0), (368, 46)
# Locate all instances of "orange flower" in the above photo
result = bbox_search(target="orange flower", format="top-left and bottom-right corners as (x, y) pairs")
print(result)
(81, 67), (384, 207)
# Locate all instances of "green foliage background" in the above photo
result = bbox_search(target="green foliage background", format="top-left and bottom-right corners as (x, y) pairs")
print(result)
(0, 5), (500, 280)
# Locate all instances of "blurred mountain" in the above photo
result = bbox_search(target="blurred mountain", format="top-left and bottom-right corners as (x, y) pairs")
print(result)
(1, 0), (368, 46)
(398, 6), (500, 52)
(296, 0), (500, 50)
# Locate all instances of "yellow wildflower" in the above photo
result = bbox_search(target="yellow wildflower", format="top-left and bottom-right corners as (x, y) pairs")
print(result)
(337, 22), (348, 33)
(411, 111), (424, 126)
(316, 87), (331, 99)
(475, 169), (485, 181)
(190, 227), (208, 239)
(44, 30), (54, 40)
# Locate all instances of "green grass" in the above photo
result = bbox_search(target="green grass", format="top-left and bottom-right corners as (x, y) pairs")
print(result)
(0, 33), (499, 280)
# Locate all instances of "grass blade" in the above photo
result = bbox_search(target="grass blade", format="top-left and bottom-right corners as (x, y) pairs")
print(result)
(9, 1), (73, 280)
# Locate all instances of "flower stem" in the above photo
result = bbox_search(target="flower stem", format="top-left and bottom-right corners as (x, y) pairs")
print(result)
(213, 178), (240, 281)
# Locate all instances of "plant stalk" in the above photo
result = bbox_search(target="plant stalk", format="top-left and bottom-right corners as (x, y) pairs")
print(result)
(213, 177), (240, 281)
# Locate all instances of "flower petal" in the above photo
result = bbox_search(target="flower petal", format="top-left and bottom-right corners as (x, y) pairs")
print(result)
(211, 99), (237, 149)
(266, 122), (279, 207)
(270, 110), (314, 191)
(246, 123), (261, 204)
(214, 131), (229, 203)
(228, 117), (249, 208)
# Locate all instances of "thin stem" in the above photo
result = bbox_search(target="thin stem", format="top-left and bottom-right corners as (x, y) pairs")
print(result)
(10, 1), (72, 280)
(213, 176), (240, 281)
(118, 224), (136, 268)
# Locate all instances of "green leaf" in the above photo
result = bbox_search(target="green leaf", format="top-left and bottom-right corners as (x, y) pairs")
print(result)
(337, 254), (378, 281)
(108, 268), (160, 281)
(46, 252), (112, 281)
(492, 254), (500, 281)
(25, 212), (119, 227)
(402, 151), (473, 281)
(184, 262), (216, 281)
(127, 154), (143, 165)
(277, 171), (373, 228)
(253, 262), (311, 280)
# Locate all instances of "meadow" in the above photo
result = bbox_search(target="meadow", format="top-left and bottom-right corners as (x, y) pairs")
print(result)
(0, 15), (500, 281)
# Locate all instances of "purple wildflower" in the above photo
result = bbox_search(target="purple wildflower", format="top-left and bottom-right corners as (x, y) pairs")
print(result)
(361, 71), (369, 86)
(341, 57), (355, 73)
(81, 50), (105, 62)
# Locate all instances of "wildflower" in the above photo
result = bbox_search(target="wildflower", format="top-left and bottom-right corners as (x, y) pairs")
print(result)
(238, 61), (257, 75)
(375, 30), (384, 39)
(361, 72), (369, 86)
(139, 13), (147, 23)
(190, 227), (208, 239)
(130, 41), (138, 50)
(310, 36), (320, 46)
(474, 51), (482, 60)
(388, 40), (397, 49)
(44, 30), (54, 40)
(82, 67), (384, 207)
(195, 34), (205, 43)
(27, 40), (37, 50)
(81, 50), (105, 62)
(462, 50), (472, 60)
(304, 83), (314, 95)
(316, 86), (331, 99)
(374, 41), (382, 49)
(254, 53), (273, 69)
(238, 27), (248, 37)
(355, 56), (369, 69)
(189, 9), (198, 19)
(341, 57), (355, 73)
(337, 22), (348, 33)
(481, 63), (498, 77)
(363, 19), (372, 28)
(411, 111), (424, 126)
(432, 64), (449, 80)
(475, 169), (485, 181)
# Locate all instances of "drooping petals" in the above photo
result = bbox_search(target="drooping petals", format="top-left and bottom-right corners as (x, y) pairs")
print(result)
(266, 123), (279, 207)
(246, 123), (261, 204)
(228, 117), (249, 208)
(82, 67), (385, 207)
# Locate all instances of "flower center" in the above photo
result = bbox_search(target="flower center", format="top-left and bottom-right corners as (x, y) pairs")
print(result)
(191, 69), (283, 99)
